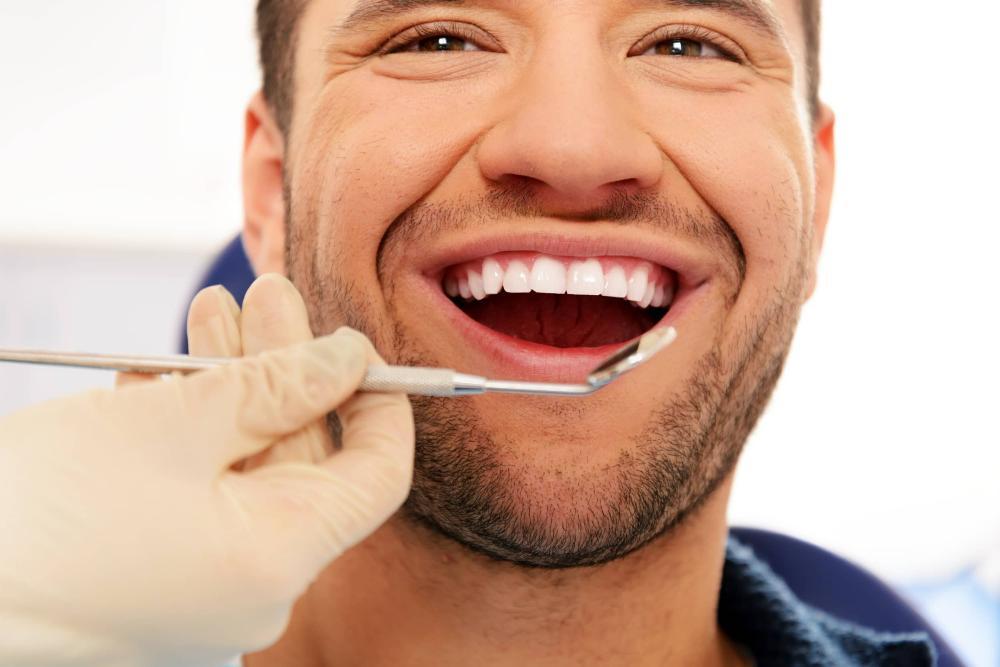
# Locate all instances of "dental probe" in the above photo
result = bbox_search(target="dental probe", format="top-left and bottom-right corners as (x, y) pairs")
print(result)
(0, 326), (676, 398)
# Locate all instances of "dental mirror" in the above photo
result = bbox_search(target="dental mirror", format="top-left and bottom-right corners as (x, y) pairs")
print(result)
(0, 326), (677, 398)
(455, 325), (677, 397)
(586, 326), (678, 389)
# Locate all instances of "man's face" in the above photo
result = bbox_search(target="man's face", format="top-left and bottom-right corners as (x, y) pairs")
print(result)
(247, 0), (834, 567)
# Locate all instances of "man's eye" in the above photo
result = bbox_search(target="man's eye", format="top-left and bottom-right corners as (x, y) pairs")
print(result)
(643, 38), (726, 59)
(395, 33), (482, 53)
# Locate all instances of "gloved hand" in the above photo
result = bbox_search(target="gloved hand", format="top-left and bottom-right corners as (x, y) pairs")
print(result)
(0, 274), (414, 667)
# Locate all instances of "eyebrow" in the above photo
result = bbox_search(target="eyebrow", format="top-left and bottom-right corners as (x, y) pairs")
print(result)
(338, 0), (783, 42)
(654, 0), (783, 40)
(340, 0), (465, 30)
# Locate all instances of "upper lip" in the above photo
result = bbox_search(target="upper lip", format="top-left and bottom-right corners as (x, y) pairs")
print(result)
(417, 227), (714, 290)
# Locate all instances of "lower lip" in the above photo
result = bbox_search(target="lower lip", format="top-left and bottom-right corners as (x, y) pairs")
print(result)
(417, 276), (708, 383)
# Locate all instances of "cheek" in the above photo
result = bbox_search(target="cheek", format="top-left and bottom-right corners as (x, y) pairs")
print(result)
(289, 70), (504, 285)
(639, 86), (812, 296)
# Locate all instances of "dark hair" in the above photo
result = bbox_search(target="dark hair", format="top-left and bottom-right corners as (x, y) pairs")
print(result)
(256, 0), (305, 135)
(257, 0), (822, 135)
(800, 0), (821, 118)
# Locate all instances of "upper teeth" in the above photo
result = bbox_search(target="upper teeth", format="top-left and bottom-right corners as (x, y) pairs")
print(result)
(443, 253), (675, 309)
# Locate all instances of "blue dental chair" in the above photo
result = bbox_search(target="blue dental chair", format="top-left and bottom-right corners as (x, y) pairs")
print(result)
(180, 236), (964, 667)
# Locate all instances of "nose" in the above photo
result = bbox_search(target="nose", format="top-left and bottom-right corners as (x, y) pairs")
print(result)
(477, 45), (663, 213)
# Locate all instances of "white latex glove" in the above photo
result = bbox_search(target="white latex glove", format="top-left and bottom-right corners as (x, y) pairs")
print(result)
(0, 274), (414, 667)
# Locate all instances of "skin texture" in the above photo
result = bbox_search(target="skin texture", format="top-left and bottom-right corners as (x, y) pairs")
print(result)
(238, 0), (836, 664)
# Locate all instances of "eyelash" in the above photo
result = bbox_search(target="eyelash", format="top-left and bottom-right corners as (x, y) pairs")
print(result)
(632, 24), (744, 62)
(378, 21), (498, 55)
(377, 21), (744, 63)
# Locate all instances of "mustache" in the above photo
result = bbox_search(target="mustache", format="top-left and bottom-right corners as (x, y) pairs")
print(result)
(484, 181), (664, 222)
(377, 183), (746, 286)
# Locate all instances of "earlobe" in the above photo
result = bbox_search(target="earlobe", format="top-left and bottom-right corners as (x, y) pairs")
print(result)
(242, 91), (287, 276)
(805, 104), (836, 300)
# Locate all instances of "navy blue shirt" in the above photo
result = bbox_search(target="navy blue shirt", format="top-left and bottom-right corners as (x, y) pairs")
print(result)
(721, 538), (937, 666)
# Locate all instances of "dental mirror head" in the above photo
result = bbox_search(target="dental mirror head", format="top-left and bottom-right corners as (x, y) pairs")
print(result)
(472, 326), (678, 397)
(586, 326), (678, 389)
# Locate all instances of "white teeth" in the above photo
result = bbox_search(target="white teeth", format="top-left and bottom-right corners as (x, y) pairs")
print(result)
(652, 284), (666, 308)
(503, 260), (531, 293)
(640, 282), (655, 308)
(661, 284), (675, 308)
(567, 259), (604, 296)
(468, 270), (486, 300)
(447, 256), (673, 309)
(482, 258), (504, 295)
(602, 266), (628, 298)
(530, 257), (567, 294)
(627, 265), (650, 302)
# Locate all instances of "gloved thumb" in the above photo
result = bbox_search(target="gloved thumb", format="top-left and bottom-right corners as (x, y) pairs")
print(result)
(121, 327), (373, 471)
(171, 326), (414, 584)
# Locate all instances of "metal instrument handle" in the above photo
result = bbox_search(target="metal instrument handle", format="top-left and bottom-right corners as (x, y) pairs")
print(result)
(360, 366), (485, 397)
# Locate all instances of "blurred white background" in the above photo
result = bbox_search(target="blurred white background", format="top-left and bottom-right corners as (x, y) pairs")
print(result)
(1, 2), (998, 664)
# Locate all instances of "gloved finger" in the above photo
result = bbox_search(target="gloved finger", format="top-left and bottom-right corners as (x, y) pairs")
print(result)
(238, 273), (330, 468)
(187, 285), (243, 359)
(240, 273), (314, 354)
(242, 329), (414, 571)
(114, 371), (159, 388)
(164, 327), (369, 470)
(185, 285), (244, 468)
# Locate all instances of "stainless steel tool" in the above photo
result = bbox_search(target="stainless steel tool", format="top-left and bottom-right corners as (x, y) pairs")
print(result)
(0, 326), (676, 397)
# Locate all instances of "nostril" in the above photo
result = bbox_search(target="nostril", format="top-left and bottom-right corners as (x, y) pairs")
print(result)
(609, 177), (643, 190)
(495, 173), (542, 189)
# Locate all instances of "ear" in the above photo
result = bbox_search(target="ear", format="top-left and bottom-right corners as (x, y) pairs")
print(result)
(242, 91), (287, 275)
(804, 103), (835, 300)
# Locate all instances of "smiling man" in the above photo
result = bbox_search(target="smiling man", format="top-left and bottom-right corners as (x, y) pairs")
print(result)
(228, 0), (933, 665)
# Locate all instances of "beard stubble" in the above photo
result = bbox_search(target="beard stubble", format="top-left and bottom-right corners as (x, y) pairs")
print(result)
(287, 189), (807, 569)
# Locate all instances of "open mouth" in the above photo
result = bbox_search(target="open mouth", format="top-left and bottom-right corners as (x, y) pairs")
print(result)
(440, 252), (676, 349)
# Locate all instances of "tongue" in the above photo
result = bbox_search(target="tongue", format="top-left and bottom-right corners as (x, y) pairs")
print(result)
(459, 293), (654, 348)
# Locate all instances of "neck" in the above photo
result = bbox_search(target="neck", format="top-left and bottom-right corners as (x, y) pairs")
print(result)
(246, 476), (740, 667)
